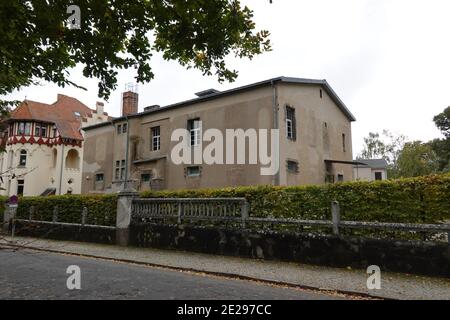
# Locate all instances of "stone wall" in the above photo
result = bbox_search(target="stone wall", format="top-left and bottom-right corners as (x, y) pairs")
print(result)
(130, 223), (450, 277)
(13, 221), (116, 245)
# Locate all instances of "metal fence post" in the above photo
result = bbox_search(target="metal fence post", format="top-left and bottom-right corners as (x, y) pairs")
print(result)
(52, 206), (58, 223)
(241, 200), (249, 228)
(331, 201), (340, 236)
(81, 207), (87, 226)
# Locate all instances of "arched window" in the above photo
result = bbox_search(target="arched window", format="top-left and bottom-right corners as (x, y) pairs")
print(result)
(65, 149), (80, 169)
(19, 150), (27, 167)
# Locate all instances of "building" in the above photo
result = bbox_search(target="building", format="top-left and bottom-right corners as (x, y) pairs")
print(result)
(81, 77), (356, 194)
(353, 159), (388, 181)
(0, 94), (110, 196)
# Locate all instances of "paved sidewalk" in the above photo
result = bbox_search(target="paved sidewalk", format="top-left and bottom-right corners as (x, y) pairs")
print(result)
(1, 236), (449, 300)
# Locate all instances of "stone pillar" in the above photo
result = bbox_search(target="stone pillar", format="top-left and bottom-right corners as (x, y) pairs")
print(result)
(116, 190), (138, 246)
(3, 203), (17, 233)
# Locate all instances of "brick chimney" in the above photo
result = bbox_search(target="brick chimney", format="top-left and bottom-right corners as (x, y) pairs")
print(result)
(122, 91), (138, 116)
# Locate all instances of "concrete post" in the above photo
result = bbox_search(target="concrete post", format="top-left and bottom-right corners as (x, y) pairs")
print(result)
(116, 190), (138, 246)
(241, 200), (249, 228)
(3, 204), (17, 233)
(81, 207), (88, 226)
(177, 202), (182, 224)
(331, 201), (341, 236)
(29, 206), (35, 221)
(52, 206), (58, 223)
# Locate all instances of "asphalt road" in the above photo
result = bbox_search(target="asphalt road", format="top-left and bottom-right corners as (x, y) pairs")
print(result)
(0, 248), (344, 300)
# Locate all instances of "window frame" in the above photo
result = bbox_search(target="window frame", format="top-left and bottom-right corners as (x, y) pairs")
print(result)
(374, 172), (383, 181)
(151, 126), (161, 151)
(95, 173), (104, 182)
(17, 122), (25, 135)
(19, 150), (27, 167)
(286, 160), (299, 174)
(285, 106), (296, 141)
(186, 166), (201, 177)
(188, 119), (201, 147)
(17, 179), (25, 196)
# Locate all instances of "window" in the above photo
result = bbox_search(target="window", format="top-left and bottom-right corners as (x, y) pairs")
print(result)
(115, 161), (120, 180)
(151, 126), (161, 151)
(320, 89), (323, 99)
(337, 174), (344, 182)
(188, 119), (201, 146)
(115, 160), (126, 180)
(52, 125), (57, 138)
(285, 106), (296, 140)
(17, 122), (25, 135)
(186, 166), (201, 177)
(121, 160), (126, 180)
(287, 160), (299, 173)
(95, 173), (104, 182)
(94, 173), (105, 191)
(41, 124), (47, 137)
(141, 173), (152, 182)
(342, 133), (346, 152)
(122, 123), (127, 133)
(375, 172), (383, 181)
(17, 179), (25, 196)
(34, 123), (41, 137)
(74, 111), (81, 117)
(117, 124), (122, 134)
(19, 150), (27, 167)
(24, 122), (31, 136)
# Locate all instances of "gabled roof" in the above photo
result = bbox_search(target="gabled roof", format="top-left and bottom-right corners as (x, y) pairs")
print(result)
(84, 76), (356, 131)
(354, 159), (388, 169)
(9, 94), (96, 140)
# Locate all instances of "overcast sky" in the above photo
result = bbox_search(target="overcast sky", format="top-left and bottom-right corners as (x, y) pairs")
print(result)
(6, 0), (450, 155)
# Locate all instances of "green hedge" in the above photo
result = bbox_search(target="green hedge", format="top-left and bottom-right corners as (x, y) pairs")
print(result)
(15, 194), (117, 226)
(5, 174), (450, 229)
(141, 174), (450, 224)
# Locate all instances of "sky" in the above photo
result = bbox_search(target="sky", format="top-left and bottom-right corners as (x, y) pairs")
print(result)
(6, 0), (450, 156)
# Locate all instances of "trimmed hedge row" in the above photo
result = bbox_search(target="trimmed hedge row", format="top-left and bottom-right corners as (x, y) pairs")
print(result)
(3, 174), (449, 228)
(15, 194), (117, 226)
(141, 174), (450, 224)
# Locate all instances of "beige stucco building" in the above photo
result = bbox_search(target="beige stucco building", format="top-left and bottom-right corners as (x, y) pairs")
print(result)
(353, 159), (388, 181)
(81, 77), (356, 194)
(0, 95), (110, 197)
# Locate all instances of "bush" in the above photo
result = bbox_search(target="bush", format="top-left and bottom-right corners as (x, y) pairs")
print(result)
(15, 194), (117, 226)
(141, 174), (450, 224)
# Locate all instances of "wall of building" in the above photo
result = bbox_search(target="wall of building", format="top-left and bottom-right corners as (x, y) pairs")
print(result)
(0, 143), (83, 196)
(277, 83), (353, 185)
(81, 124), (115, 194)
(353, 167), (387, 181)
(81, 82), (354, 193)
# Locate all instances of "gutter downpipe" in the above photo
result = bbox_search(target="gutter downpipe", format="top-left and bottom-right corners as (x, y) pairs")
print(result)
(271, 80), (280, 186)
(124, 116), (130, 190)
(58, 142), (65, 195)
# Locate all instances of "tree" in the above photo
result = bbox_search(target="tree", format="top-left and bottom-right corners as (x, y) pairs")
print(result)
(433, 106), (450, 138)
(395, 141), (440, 178)
(430, 107), (450, 172)
(0, 0), (271, 108)
(358, 130), (406, 175)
